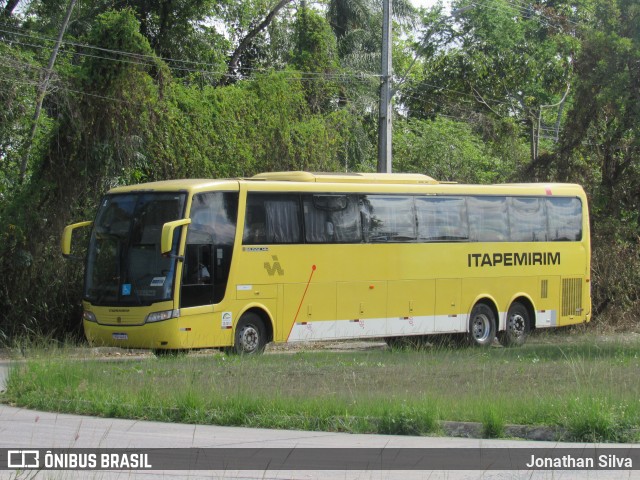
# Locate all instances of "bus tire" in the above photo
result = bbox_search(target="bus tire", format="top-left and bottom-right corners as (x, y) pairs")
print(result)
(467, 303), (496, 347)
(498, 302), (530, 347)
(234, 313), (266, 355)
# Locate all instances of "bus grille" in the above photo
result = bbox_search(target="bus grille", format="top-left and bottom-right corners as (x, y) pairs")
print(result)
(562, 278), (582, 317)
(540, 279), (548, 299)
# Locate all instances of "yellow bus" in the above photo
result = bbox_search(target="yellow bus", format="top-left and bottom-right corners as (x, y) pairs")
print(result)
(61, 171), (591, 354)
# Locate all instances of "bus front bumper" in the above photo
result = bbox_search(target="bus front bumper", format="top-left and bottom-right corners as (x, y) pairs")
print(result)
(83, 318), (185, 350)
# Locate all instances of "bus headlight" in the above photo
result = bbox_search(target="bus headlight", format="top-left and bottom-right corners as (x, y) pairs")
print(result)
(83, 311), (97, 323)
(145, 309), (180, 323)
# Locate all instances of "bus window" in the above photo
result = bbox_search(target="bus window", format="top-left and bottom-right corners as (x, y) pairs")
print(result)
(182, 192), (238, 308)
(330, 195), (361, 242)
(86, 193), (186, 306)
(303, 195), (332, 243)
(303, 194), (361, 243)
(365, 195), (416, 242)
(547, 197), (582, 241)
(243, 194), (301, 244)
(508, 197), (547, 242)
(416, 196), (469, 241)
(467, 196), (509, 242)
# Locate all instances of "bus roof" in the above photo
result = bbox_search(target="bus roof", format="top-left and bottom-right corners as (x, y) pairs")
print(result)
(105, 173), (585, 199)
(251, 171), (439, 184)
(107, 178), (240, 194)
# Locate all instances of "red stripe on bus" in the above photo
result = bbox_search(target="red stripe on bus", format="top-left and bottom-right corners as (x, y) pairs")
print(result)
(288, 265), (317, 340)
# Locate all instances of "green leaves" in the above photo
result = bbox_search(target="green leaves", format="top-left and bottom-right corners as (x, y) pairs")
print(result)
(80, 8), (157, 94)
(394, 117), (508, 183)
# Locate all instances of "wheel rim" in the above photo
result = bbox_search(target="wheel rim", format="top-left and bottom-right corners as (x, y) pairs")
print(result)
(240, 325), (259, 353)
(472, 313), (491, 342)
(508, 312), (526, 338)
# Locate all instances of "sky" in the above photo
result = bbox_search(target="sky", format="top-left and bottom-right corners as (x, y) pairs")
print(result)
(411, 0), (447, 9)
(410, 0), (453, 15)
(411, 0), (438, 6)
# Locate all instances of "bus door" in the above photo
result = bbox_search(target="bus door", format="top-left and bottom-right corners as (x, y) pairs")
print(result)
(180, 192), (239, 309)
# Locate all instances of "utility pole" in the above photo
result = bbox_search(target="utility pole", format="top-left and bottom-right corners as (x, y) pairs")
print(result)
(19, 0), (76, 183)
(377, 0), (392, 173)
(377, 4), (476, 175)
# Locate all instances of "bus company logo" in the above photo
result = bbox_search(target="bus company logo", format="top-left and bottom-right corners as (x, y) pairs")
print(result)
(8, 450), (40, 468)
(264, 256), (284, 276)
(467, 251), (561, 268)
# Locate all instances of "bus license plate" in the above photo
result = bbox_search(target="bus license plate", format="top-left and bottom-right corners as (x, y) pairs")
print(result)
(112, 333), (128, 340)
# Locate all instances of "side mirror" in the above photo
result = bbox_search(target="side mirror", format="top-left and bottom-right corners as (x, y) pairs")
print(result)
(61, 221), (93, 258)
(161, 218), (191, 255)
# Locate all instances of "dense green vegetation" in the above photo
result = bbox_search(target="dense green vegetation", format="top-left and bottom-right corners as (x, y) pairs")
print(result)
(0, 0), (639, 339)
(4, 335), (640, 442)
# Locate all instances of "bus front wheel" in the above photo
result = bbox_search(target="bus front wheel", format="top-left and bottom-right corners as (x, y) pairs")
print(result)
(467, 303), (496, 347)
(498, 302), (530, 347)
(234, 313), (267, 355)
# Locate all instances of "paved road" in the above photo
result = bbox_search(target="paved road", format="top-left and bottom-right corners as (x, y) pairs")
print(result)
(2, 405), (638, 480)
(1, 362), (638, 480)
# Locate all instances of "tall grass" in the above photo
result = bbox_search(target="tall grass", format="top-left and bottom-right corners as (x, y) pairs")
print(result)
(2, 335), (639, 442)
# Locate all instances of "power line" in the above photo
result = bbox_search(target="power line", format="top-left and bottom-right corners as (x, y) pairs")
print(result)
(0, 34), (381, 81)
(0, 22), (383, 80)
(19, 0), (76, 183)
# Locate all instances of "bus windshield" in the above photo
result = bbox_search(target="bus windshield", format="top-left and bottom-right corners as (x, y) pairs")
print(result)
(85, 192), (187, 306)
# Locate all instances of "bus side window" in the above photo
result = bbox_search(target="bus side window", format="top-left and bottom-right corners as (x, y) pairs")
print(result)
(244, 194), (301, 244)
(508, 197), (547, 242)
(303, 196), (332, 243)
(467, 196), (509, 242)
(243, 204), (267, 244)
(364, 195), (416, 242)
(264, 197), (301, 243)
(547, 197), (582, 241)
(416, 196), (469, 241)
(303, 194), (361, 243)
(330, 195), (361, 242)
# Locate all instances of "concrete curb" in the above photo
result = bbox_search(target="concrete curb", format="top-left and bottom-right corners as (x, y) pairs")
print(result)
(440, 421), (566, 442)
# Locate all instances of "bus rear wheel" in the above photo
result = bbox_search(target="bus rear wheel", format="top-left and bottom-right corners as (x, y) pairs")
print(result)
(498, 302), (530, 347)
(467, 303), (496, 347)
(234, 313), (267, 355)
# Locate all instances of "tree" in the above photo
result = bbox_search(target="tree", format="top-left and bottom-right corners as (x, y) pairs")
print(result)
(404, 0), (578, 165)
(292, 3), (340, 113)
(2, 0), (19, 17)
(0, 45), (43, 192)
(223, 0), (295, 83)
(557, 0), (640, 219)
(24, 0), (228, 76)
(393, 117), (505, 183)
